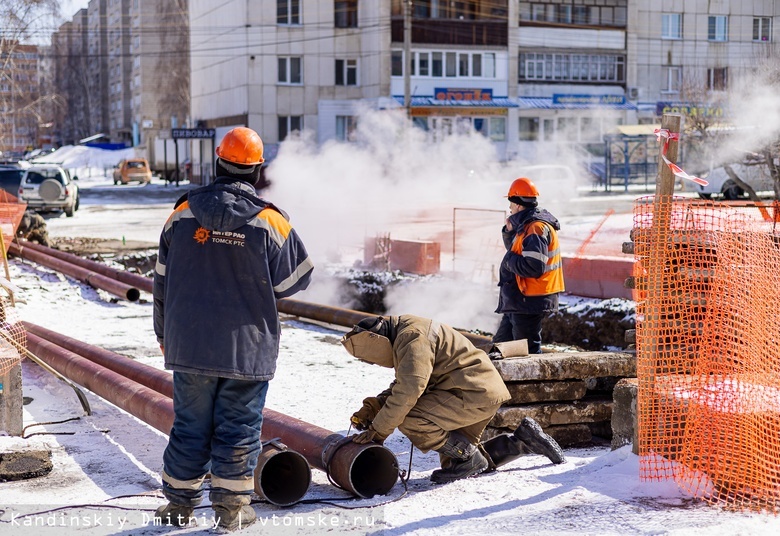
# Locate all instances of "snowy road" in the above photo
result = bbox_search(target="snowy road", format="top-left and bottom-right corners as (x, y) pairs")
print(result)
(1, 176), (776, 535)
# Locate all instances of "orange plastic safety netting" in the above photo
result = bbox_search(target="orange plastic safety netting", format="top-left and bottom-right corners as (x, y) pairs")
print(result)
(0, 198), (26, 246)
(634, 195), (780, 512)
(0, 298), (25, 376)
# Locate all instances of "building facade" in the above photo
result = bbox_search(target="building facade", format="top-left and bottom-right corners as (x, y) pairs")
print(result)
(187, 0), (780, 163)
(0, 40), (40, 153)
(50, 0), (189, 148)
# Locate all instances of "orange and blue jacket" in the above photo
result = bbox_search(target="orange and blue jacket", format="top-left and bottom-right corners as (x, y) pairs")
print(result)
(153, 178), (313, 381)
(495, 207), (564, 315)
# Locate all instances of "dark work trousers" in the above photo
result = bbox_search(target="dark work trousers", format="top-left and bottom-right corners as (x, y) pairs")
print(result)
(493, 313), (545, 354)
(162, 371), (268, 507)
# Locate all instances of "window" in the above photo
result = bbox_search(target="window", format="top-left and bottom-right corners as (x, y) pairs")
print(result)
(335, 59), (357, 86)
(663, 66), (682, 93)
(708, 67), (728, 90)
(278, 115), (302, 141)
(708, 16), (728, 41)
(336, 115), (357, 141)
(519, 52), (625, 83)
(662, 13), (682, 39)
(458, 53), (469, 77)
(335, 1), (358, 28)
(277, 0), (300, 25)
(520, 2), (627, 27)
(278, 57), (302, 84)
(445, 52), (456, 77)
(754, 17), (771, 42)
(394, 50), (496, 79)
(391, 51), (403, 76)
(519, 117), (539, 141)
(473, 117), (506, 141)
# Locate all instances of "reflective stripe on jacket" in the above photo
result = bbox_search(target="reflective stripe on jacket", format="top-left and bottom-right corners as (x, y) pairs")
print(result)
(511, 220), (564, 296)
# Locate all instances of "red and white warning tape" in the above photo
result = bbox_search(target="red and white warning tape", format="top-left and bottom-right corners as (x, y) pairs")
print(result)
(654, 129), (709, 186)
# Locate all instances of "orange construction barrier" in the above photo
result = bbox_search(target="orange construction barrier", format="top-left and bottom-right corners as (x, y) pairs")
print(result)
(634, 196), (780, 512)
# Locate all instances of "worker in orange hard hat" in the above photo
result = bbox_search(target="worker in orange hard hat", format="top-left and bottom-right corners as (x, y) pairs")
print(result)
(492, 177), (564, 353)
(153, 126), (313, 530)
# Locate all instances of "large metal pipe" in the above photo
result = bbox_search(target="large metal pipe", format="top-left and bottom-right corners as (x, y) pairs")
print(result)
(14, 240), (488, 346)
(25, 323), (399, 498)
(8, 242), (140, 301)
(276, 298), (492, 347)
(26, 332), (173, 433)
(16, 240), (153, 294)
(24, 331), (312, 507)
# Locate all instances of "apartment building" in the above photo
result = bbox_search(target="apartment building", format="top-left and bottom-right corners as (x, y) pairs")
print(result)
(50, 0), (189, 148)
(632, 1), (780, 123)
(0, 40), (40, 153)
(187, 1), (780, 163)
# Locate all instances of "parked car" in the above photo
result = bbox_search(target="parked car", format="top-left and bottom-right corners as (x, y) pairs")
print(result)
(18, 164), (80, 217)
(0, 165), (24, 201)
(697, 162), (776, 200)
(113, 158), (152, 185)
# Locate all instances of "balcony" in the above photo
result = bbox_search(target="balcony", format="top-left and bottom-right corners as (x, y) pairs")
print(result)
(391, 18), (507, 47)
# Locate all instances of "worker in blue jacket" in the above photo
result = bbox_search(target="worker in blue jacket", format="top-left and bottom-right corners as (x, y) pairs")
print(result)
(152, 127), (313, 531)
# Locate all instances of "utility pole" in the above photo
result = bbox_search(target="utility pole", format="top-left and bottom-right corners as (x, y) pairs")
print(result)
(403, 0), (412, 119)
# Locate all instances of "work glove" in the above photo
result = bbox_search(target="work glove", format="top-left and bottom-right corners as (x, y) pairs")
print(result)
(351, 425), (388, 445)
(350, 396), (384, 431)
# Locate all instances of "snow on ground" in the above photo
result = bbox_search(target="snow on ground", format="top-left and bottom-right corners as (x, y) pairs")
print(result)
(1, 171), (779, 534)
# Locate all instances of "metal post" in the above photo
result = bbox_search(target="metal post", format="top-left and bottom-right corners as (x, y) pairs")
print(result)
(403, 0), (412, 118)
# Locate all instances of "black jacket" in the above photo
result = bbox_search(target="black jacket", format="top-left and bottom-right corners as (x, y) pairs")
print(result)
(153, 178), (313, 380)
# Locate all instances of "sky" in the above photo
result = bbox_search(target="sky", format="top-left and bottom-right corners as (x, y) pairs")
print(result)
(0, 162), (778, 534)
(60, 1), (89, 20)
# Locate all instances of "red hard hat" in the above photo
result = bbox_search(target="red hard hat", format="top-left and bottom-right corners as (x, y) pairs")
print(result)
(216, 127), (265, 165)
(507, 177), (540, 198)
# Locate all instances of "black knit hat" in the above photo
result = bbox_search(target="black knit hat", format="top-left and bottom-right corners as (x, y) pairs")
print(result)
(508, 196), (538, 208)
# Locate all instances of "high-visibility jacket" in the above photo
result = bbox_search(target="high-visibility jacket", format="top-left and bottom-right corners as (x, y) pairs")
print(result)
(495, 207), (564, 315)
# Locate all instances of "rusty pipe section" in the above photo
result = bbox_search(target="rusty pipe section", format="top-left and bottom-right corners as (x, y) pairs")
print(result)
(261, 410), (399, 498)
(24, 330), (312, 507)
(17, 240), (153, 294)
(8, 242), (140, 302)
(24, 321), (173, 397)
(25, 323), (399, 498)
(26, 332), (173, 434)
(276, 298), (492, 347)
(13, 240), (488, 346)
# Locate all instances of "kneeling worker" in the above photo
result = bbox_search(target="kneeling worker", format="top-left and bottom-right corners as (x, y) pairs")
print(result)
(341, 315), (565, 484)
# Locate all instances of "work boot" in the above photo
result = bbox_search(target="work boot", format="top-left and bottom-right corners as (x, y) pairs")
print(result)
(430, 431), (489, 484)
(213, 505), (256, 531)
(154, 502), (195, 527)
(514, 417), (566, 464)
(481, 433), (528, 471)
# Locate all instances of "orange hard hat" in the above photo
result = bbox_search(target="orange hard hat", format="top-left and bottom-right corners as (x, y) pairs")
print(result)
(507, 177), (540, 198)
(216, 127), (265, 165)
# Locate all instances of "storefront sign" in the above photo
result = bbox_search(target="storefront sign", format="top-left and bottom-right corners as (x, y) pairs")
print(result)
(434, 88), (493, 101)
(655, 102), (725, 117)
(411, 107), (507, 117)
(172, 128), (216, 139)
(552, 94), (626, 106)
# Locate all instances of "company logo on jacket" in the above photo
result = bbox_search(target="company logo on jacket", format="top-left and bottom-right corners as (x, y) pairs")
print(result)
(193, 226), (246, 247)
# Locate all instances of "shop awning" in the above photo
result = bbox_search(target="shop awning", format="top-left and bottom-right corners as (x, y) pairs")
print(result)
(393, 96), (518, 107)
(518, 96), (637, 111)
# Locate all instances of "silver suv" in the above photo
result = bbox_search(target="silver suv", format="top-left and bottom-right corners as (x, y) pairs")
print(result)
(18, 165), (80, 217)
